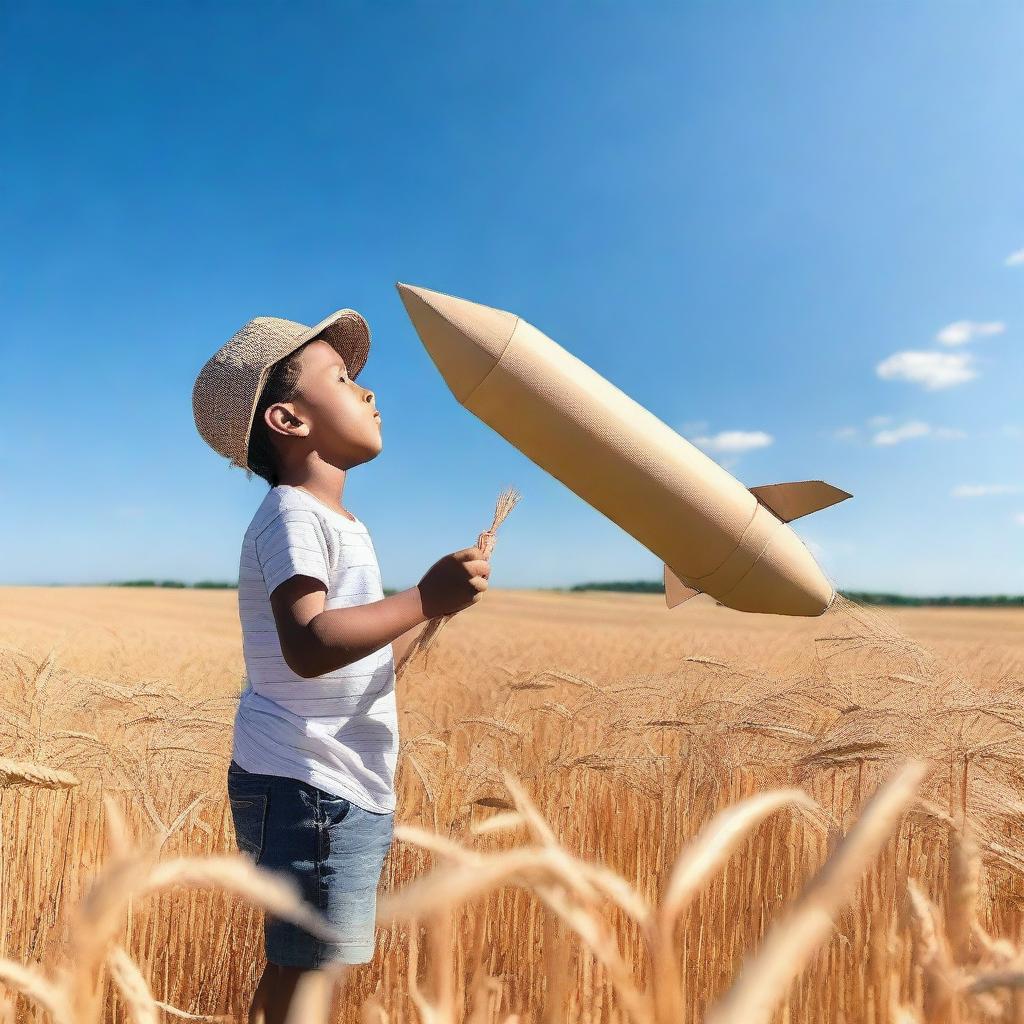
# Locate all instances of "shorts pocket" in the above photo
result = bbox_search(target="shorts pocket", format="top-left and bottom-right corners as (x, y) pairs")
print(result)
(229, 792), (269, 863)
(319, 793), (352, 828)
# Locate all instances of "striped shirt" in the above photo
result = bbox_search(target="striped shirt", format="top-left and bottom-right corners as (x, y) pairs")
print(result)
(231, 483), (398, 813)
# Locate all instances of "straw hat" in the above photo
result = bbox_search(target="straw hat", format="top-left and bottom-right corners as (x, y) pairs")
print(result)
(192, 308), (371, 471)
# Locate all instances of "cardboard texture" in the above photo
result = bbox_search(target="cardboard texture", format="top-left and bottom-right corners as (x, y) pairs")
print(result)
(396, 282), (851, 617)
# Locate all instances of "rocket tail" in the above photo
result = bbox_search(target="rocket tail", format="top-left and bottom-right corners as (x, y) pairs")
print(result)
(663, 480), (851, 610)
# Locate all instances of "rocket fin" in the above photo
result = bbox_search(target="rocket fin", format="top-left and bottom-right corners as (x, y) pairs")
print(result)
(664, 565), (702, 608)
(749, 480), (852, 523)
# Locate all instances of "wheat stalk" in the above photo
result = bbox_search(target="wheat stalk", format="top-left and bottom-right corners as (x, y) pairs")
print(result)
(0, 756), (79, 790)
(396, 487), (520, 681)
(649, 789), (818, 1024)
(706, 761), (929, 1024)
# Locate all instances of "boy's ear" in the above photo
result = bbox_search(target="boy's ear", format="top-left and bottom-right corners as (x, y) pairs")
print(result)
(265, 402), (311, 438)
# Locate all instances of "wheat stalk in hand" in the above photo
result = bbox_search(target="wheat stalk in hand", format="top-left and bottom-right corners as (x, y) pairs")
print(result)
(395, 486), (521, 681)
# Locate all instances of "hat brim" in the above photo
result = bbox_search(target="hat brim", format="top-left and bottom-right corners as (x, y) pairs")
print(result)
(296, 308), (372, 380)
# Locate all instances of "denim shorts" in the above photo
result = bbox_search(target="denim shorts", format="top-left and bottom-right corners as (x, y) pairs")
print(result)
(226, 759), (394, 968)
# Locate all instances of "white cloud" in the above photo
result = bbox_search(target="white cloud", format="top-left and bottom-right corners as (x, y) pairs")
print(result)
(935, 320), (1005, 346)
(834, 416), (965, 446)
(1005, 248), (1024, 267)
(691, 430), (774, 454)
(873, 421), (932, 446)
(1015, 513), (1024, 526)
(872, 421), (966, 446)
(876, 350), (978, 390)
(952, 484), (1023, 498)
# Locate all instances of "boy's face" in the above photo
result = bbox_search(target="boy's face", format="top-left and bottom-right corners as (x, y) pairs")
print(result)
(269, 339), (383, 468)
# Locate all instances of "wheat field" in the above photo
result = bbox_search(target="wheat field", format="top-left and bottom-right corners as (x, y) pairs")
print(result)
(1, 584), (1023, 1023)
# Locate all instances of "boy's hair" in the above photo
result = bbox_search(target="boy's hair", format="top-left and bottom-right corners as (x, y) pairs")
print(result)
(245, 339), (315, 487)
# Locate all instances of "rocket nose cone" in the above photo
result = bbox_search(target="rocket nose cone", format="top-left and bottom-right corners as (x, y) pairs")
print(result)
(395, 282), (520, 403)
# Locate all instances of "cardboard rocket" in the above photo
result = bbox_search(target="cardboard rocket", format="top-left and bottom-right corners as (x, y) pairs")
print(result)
(396, 282), (851, 617)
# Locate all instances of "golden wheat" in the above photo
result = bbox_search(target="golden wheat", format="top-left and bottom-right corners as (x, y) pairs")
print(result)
(1, 585), (1023, 1022)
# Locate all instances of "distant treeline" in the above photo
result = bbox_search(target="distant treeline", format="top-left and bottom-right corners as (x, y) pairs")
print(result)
(566, 581), (1024, 607)
(837, 591), (1024, 608)
(103, 580), (401, 596)
(115, 580), (234, 589)
(62, 580), (1024, 607)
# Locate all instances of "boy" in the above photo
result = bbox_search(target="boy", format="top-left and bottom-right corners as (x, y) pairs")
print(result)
(192, 307), (490, 1023)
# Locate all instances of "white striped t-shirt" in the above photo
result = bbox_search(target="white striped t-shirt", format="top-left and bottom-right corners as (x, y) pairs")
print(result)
(231, 483), (398, 813)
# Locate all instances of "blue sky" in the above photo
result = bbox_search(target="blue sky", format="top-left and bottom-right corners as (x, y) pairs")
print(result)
(2, 2), (1022, 595)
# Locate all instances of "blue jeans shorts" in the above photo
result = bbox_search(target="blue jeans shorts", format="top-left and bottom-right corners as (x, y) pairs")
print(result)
(226, 759), (394, 968)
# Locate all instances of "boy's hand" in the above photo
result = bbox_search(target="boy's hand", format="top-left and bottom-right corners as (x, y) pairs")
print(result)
(417, 545), (490, 618)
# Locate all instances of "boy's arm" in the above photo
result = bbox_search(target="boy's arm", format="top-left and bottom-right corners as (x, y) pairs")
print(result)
(270, 577), (428, 678)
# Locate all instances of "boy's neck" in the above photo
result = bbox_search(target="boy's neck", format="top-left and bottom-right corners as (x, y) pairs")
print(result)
(277, 464), (352, 519)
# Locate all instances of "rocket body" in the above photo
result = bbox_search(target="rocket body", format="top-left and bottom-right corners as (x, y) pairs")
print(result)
(397, 283), (847, 617)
